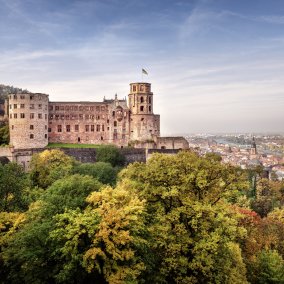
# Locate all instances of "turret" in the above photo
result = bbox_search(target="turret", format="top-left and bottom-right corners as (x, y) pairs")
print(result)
(128, 83), (153, 114)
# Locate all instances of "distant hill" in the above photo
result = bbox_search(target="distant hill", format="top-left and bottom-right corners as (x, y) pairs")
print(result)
(0, 84), (30, 116)
(0, 84), (30, 104)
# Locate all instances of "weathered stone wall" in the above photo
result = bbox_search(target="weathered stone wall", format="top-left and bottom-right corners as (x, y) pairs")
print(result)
(8, 93), (49, 149)
(156, 136), (189, 150)
(48, 97), (130, 147)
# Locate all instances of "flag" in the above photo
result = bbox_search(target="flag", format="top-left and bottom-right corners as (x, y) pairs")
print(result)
(142, 68), (148, 75)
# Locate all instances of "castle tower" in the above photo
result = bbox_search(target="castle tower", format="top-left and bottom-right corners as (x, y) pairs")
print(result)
(129, 82), (160, 141)
(129, 83), (153, 115)
(8, 93), (49, 149)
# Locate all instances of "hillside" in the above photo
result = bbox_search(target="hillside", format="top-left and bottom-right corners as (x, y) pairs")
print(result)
(0, 84), (30, 104)
(0, 84), (30, 116)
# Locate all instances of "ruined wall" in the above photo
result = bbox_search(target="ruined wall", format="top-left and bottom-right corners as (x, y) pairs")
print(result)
(156, 136), (189, 150)
(8, 93), (49, 149)
(48, 97), (130, 147)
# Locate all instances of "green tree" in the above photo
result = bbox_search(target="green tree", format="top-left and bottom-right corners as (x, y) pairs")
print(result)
(29, 149), (75, 189)
(256, 250), (284, 284)
(0, 125), (9, 145)
(119, 151), (248, 283)
(73, 162), (117, 185)
(0, 162), (28, 212)
(1, 174), (102, 284)
(96, 145), (125, 167)
(50, 182), (146, 283)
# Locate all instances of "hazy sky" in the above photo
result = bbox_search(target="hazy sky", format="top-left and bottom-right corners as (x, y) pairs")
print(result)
(1, 0), (284, 134)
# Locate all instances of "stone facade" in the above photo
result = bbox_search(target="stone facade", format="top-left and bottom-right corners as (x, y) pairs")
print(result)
(6, 82), (189, 150)
(8, 93), (49, 149)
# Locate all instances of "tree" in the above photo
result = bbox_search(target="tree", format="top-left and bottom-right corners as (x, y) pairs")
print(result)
(96, 145), (125, 167)
(73, 162), (117, 185)
(0, 125), (9, 145)
(1, 174), (102, 284)
(256, 250), (284, 284)
(29, 149), (75, 189)
(119, 151), (248, 283)
(50, 182), (146, 283)
(0, 162), (28, 212)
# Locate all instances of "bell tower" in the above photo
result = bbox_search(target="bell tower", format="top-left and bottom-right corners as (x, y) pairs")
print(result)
(128, 83), (153, 115)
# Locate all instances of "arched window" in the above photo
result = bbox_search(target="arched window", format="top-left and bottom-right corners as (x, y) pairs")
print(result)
(140, 97), (144, 103)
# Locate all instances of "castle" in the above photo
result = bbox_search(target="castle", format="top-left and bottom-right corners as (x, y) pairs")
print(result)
(6, 82), (188, 151)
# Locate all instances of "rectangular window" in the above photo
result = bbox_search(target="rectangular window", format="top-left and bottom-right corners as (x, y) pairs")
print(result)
(96, 125), (100, 132)
(91, 125), (94, 132)
(30, 113), (34, 119)
(9, 104), (12, 109)
(57, 125), (62, 132)
(102, 125), (104, 131)
(79, 114), (83, 120)
(49, 106), (53, 111)
(20, 104), (25, 109)
(20, 95), (25, 99)
(9, 114), (12, 119)
(30, 125), (34, 130)
(75, 125), (79, 132)
(85, 125), (89, 132)
(55, 106), (59, 110)
(14, 113), (17, 119)
(14, 104), (17, 109)
(38, 113), (42, 119)
(20, 113), (25, 118)
(30, 104), (34, 109)
(45, 134), (47, 139)
(30, 134), (34, 139)
(38, 104), (42, 109)
(48, 128), (51, 132)
(30, 95), (33, 100)
(66, 125), (70, 132)
(45, 114), (47, 120)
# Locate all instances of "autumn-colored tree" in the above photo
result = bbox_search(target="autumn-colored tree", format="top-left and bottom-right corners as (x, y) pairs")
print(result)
(50, 182), (146, 283)
(119, 151), (248, 283)
(29, 149), (75, 189)
(1, 174), (102, 284)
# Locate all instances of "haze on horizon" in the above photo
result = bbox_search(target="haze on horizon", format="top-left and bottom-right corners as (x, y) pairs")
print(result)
(1, 0), (284, 134)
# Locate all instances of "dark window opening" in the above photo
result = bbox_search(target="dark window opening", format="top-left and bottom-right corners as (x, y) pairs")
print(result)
(140, 106), (144, 112)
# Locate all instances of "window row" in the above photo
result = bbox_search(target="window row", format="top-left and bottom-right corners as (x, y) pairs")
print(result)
(9, 104), (47, 110)
(9, 113), (47, 119)
(132, 85), (150, 92)
(11, 125), (47, 131)
(49, 114), (107, 120)
(52, 124), (106, 133)
(49, 105), (106, 112)
(9, 95), (44, 100)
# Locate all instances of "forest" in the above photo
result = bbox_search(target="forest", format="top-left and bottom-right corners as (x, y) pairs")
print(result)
(1, 147), (284, 284)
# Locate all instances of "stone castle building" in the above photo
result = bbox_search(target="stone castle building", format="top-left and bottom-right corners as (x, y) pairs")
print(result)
(6, 82), (188, 150)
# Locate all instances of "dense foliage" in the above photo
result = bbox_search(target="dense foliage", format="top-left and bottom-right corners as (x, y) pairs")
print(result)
(1, 149), (284, 283)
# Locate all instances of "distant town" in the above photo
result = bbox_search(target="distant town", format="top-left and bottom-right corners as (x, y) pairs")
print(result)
(186, 133), (284, 180)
